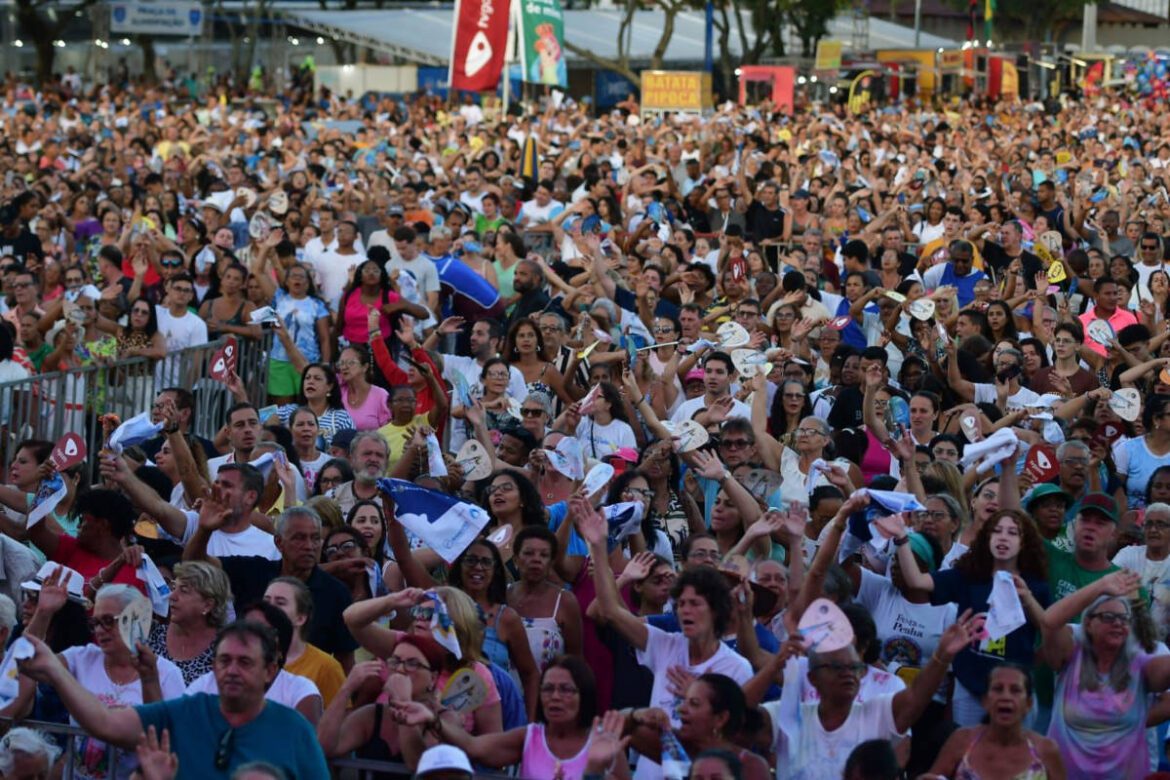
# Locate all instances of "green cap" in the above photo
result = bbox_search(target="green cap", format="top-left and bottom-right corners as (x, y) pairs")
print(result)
(1025, 483), (1073, 510)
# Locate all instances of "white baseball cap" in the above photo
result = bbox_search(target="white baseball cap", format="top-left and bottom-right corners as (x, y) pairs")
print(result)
(415, 745), (472, 778)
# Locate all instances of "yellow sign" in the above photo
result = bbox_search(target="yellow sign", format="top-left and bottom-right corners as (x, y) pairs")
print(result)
(1046, 261), (1067, 284)
(848, 70), (876, 115)
(815, 40), (843, 72)
(641, 71), (712, 113)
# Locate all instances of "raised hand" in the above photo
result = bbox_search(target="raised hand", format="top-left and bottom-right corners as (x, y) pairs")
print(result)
(621, 552), (657, 582)
(341, 660), (387, 697)
(35, 566), (70, 616)
(195, 485), (232, 531)
(384, 587), (427, 611)
(131, 642), (161, 684)
(1099, 568), (1142, 598)
(664, 665), (698, 699)
(437, 316), (465, 335)
(689, 449), (727, 481)
(584, 711), (630, 772)
(135, 726), (179, 780)
(570, 497), (607, 547)
(937, 609), (984, 663)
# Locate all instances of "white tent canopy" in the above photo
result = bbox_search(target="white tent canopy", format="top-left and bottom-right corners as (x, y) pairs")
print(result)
(279, 8), (958, 67)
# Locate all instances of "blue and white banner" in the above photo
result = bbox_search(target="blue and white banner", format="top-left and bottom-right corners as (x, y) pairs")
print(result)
(378, 478), (490, 563)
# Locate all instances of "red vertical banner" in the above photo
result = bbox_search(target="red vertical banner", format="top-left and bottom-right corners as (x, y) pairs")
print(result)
(449, 0), (511, 92)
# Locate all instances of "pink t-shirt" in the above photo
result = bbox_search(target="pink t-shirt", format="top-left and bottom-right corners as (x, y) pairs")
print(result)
(341, 290), (401, 344)
(341, 384), (391, 430)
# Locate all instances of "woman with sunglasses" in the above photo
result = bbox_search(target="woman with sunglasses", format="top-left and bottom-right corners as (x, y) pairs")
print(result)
(24, 574), (185, 780)
(1038, 568), (1170, 779)
(333, 253), (429, 348)
(345, 586), (504, 738)
(391, 535), (541, 720)
(317, 633), (450, 763)
(766, 379), (813, 440)
(391, 656), (629, 780)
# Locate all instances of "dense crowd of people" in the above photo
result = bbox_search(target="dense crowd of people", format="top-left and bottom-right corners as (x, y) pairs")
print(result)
(1, 67), (1170, 780)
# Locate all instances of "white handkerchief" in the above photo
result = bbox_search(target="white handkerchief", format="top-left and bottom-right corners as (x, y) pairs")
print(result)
(985, 570), (1026, 641)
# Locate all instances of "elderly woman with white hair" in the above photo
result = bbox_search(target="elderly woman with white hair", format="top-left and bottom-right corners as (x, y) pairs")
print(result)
(1112, 501), (1170, 639)
(23, 571), (185, 780)
(0, 727), (61, 780)
(1040, 567), (1170, 779)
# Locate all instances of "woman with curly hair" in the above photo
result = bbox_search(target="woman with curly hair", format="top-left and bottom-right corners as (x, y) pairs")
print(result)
(894, 508), (1051, 726)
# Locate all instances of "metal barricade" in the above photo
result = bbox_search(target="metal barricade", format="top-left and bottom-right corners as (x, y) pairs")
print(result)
(0, 717), (119, 779)
(0, 332), (272, 483)
(0, 720), (518, 779)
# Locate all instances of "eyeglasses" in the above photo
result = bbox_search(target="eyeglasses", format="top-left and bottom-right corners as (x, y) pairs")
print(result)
(652, 326), (675, 334)
(539, 684), (579, 697)
(539, 325), (563, 333)
(1063, 457), (1089, 466)
(687, 549), (721, 562)
(1146, 520), (1170, 531)
(649, 573), (676, 585)
(323, 540), (360, 558)
(215, 727), (235, 771)
(462, 554), (494, 570)
(485, 372), (509, 381)
(11, 281), (33, 289)
(720, 438), (753, 450)
(387, 656), (432, 673)
(335, 360), (360, 369)
(1142, 244), (1160, 251)
(410, 605), (436, 621)
(520, 408), (545, 418)
(913, 510), (952, 522)
(796, 427), (824, 436)
(88, 615), (117, 632)
(317, 475), (341, 488)
(483, 483), (517, 496)
(624, 487), (653, 499)
(1090, 611), (1130, 625)
(811, 661), (866, 676)
(782, 392), (806, 400)
(161, 259), (184, 268)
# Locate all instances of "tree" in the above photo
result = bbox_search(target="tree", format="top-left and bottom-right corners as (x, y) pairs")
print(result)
(562, 0), (689, 88)
(14, 0), (100, 83)
(712, 0), (784, 102)
(786, 0), (849, 57)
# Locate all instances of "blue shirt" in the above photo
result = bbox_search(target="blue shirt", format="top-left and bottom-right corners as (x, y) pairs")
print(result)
(135, 693), (328, 779)
(547, 501), (589, 556)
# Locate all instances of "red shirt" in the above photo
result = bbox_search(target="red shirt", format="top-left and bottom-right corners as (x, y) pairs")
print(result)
(52, 535), (147, 595)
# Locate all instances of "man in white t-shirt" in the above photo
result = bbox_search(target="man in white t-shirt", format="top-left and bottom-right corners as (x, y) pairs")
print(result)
(1113, 501), (1170, 635)
(516, 181), (564, 230)
(388, 225), (440, 317)
(670, 351), (751, 425)
(155, 274), (208, 385)
(761, 615), (973, 780)
(105, 455), (279, 560)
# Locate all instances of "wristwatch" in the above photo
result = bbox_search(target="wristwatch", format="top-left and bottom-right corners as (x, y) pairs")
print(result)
(719, 469), (732, 483)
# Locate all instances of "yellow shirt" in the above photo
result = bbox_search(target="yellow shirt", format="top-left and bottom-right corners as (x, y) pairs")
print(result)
(377, 414), (430, 468)
(286, 644), (346, 708)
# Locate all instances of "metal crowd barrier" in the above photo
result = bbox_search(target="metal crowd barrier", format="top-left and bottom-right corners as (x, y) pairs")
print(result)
(0, 332), (271, 483)
(0, 719), (517, 779)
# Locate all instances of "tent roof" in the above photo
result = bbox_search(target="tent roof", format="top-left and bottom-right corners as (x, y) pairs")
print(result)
(279, 7), (958, 67)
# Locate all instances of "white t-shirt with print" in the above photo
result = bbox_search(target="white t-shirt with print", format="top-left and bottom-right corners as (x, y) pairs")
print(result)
(575, 416), (637, 460)
(764, 693), (906, 780)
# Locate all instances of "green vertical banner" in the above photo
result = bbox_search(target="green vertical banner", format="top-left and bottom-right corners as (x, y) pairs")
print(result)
(518, 0), (567, 87)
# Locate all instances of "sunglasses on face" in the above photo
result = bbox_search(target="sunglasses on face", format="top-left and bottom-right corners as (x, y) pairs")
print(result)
(323, 540), (360, 558)
(410, 605), (435, 621)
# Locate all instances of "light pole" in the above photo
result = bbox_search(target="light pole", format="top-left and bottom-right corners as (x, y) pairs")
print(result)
(704, 0), (713, 73)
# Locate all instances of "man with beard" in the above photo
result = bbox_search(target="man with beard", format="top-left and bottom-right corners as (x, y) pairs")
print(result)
(327, 431), (389, 517)
(184, 505), (356, 669)
(105, 457), (278, 561)
(502, 259), (549, 334)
